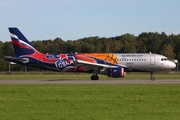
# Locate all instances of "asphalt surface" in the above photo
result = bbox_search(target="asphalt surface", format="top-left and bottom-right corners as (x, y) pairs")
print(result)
(0, 80), (180, 84)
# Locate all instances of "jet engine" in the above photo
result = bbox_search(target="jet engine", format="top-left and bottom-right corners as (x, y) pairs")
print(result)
(107, 67), (126, 78)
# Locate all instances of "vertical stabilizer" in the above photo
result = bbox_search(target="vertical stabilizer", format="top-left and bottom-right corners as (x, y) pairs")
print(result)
(9, 27), (37, 56)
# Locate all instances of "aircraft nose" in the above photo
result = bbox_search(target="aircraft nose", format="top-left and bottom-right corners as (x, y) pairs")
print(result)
(169, 61), (176, 69)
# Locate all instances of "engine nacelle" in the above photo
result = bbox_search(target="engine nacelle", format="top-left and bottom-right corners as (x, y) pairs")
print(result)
(107, 67), (126, 78)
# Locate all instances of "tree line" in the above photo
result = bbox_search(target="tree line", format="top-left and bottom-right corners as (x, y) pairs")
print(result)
(0, 32), (180, 71)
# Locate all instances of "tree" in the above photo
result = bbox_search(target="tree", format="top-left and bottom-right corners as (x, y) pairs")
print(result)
(3, 42), (14, 56)
(120, 34), (137, 53)
(0, 41), (4, 58)
(161, 44), (175, 59)
(146, 32), (162, 53)
(137, 33), (149, 52)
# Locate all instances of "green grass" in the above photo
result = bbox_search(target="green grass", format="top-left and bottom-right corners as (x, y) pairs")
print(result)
(0, 84), (180, 120)
(0, 72), (179, 80)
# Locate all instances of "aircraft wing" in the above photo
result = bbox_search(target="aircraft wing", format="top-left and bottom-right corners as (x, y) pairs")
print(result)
(5, 56), (29, 63)
(74, 60), (126, 71)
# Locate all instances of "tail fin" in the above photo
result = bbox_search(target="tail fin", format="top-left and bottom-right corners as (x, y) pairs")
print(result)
(9, 27), (37, 56)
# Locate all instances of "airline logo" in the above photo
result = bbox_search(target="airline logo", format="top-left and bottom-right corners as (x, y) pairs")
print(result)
(11, 33), (35, 51)
(55, 54), (75, 71)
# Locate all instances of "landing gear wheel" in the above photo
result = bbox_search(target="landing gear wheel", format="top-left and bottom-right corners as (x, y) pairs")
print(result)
(150, 72), (155, 81)
(90, 75), (99, 80)
(91, 69), (99, 80)
(151, 77), (155, 81)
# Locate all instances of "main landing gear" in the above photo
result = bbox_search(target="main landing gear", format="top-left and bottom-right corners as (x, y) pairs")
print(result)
(91, 75), (99, 80)
(91, 69), (99, 80)
(150, 72), (155, 81)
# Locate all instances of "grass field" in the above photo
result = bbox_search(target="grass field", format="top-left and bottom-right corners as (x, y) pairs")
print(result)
(0, 84), (180, 120)
(0, 72), (180, 80)
(0, 72), (180, 120)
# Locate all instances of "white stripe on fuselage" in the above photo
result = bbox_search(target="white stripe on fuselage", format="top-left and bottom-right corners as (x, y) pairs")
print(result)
(114, 53), (175, 71)
(10, 33), (37, 51)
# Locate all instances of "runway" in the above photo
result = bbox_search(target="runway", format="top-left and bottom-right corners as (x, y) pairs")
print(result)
(0, 80), (180, 84)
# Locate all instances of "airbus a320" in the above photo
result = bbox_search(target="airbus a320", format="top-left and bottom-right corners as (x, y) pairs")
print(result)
(5, 28), (176, 80)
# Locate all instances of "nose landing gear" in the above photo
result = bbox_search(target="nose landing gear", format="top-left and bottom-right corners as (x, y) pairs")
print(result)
(150, 72), (155, 81)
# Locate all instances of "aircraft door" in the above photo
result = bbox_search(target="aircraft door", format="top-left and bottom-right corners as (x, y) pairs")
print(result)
(150, 55), (155, 65)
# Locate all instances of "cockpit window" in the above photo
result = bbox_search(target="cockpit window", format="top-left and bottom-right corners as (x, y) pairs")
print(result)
(161, 58), (169, 61)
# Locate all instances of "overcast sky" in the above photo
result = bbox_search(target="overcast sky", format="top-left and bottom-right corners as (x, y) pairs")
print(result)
(0, 0), (180, 42)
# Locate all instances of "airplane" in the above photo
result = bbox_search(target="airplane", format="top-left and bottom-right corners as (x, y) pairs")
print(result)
(5, 27), (176, 81)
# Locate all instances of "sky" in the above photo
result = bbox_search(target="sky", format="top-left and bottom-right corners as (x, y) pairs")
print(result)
(0, 0), (180, 42)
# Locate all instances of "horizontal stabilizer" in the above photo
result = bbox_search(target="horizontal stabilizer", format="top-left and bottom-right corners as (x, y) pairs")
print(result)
(5, 56), (29, 63)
